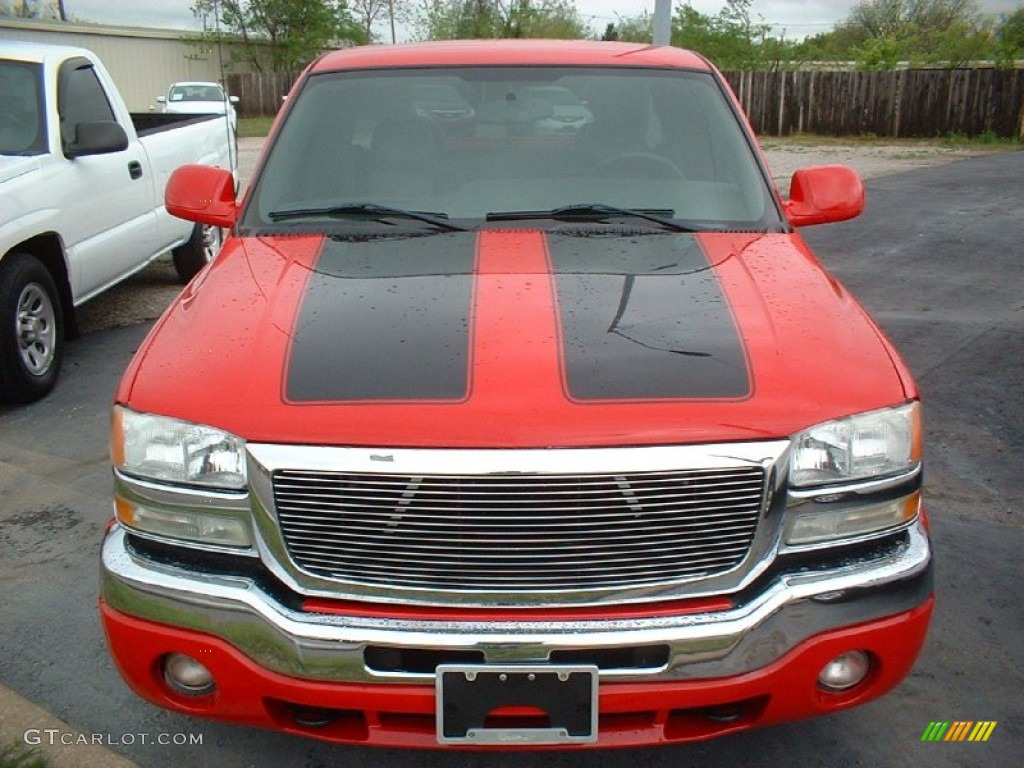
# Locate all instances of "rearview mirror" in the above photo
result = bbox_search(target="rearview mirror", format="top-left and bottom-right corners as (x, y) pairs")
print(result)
(165, 164), (239, 229)
(783, 165), (865, 227)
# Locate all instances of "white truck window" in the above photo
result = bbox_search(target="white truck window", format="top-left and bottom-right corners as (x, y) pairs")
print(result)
(57, 60), (117, 148)
(0, 60), (45, 155)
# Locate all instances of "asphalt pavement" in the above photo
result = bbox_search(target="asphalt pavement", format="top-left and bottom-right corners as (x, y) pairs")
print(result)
(0, 150), (1021, 768)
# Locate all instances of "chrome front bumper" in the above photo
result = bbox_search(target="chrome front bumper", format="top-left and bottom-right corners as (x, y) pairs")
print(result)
(100, 518), (932, 684)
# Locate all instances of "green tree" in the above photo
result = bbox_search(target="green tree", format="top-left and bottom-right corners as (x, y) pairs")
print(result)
(191, 0), (367, 72)
(852, 33), (902, 69)
(504, 0), (587, 38)
(669, 0), (793, 70)
(841, 0), (997, 68)
(602, 11), (653, 43)
(994, 6), (1024, 66)
(907, 20), (995, 67)
(410, 0), (498, 38)
(411, 0), (588, 41)
(848, 0), (981, 36)
(589, 1), (804, 70)
(350, 0), (412, 43)
(792, 24), (866, 63)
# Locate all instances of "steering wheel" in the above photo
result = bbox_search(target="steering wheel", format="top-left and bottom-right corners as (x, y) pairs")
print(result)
(593, 151), (685, 180)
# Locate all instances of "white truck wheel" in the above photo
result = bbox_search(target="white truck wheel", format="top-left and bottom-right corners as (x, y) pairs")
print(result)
(0, 253), (64, 404)
(172, 223), (223, 283)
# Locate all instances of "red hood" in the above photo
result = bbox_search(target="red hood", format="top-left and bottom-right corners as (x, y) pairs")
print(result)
(119, 230), (913, 447)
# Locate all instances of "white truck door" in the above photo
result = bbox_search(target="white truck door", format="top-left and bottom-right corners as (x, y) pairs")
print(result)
(56, 58), (164, 300)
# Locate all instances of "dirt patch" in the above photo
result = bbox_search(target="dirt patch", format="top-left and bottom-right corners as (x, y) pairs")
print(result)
(5, 506), (81, 532)
(760, 140), (1003, 192)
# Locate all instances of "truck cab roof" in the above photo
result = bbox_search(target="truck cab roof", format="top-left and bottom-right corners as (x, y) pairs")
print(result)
(0, 39), (97, 65)
(311, 40), (713, 73)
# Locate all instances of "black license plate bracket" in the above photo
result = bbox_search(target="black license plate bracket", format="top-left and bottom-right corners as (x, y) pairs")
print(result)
(436, 664), (598, 745)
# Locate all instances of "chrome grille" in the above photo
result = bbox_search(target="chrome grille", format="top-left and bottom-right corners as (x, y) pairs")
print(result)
(272, 466), (766, 592)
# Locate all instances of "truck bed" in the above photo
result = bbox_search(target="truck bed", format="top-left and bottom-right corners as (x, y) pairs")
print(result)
(130, 111), (226, 137)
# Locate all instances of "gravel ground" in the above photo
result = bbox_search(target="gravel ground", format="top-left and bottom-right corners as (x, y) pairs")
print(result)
(75, 138), (264, 336)
(74, 137), (1006, 335)
(759, 139), (1003, 192)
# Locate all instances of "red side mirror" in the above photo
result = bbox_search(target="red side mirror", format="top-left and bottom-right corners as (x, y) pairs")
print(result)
(783, 165), (865, 227)
(165, 164), (239, 229)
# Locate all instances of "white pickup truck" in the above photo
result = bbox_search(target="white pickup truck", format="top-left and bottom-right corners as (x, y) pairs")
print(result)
(0, 41), (236, 404)
(157, 81), (239, 131)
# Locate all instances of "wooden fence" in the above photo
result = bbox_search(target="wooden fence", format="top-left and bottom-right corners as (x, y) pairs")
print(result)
(723, 69), (1024, 138)
(226, 71), (298, 120)
(228, 67), (1024, 140)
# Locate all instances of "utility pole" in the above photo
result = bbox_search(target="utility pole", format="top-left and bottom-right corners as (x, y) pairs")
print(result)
(213, 0), (226, 87)
(653, 0), (671, 46)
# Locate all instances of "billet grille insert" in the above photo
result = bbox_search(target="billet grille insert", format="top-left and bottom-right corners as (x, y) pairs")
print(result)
(272, 466), (766, 592)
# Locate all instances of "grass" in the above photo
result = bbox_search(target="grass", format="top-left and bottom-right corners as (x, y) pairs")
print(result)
(939, 130), (1020, 147)
(0, 744), (47, 768)
(237, 116), (275, 138)
(760, 132), (1021, 150)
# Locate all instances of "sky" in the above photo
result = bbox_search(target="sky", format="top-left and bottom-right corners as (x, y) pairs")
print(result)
(61, 1), (1023, 41)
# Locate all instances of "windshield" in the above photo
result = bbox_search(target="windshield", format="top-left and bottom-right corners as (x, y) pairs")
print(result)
(246, 66), (779, 232)
(169, 84), (225, 102)
(0, 60), (46, 156)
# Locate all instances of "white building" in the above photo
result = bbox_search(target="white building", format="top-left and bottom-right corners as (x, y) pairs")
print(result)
(0, 17), (244, 111)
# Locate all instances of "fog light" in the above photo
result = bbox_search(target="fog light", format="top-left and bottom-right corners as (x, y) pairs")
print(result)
(163, 653), (216, 697)
(818, 650), (871, 691)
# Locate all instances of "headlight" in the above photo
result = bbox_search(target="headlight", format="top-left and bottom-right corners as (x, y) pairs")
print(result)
(784, 402), (922, 548)
(114, 495), (252, 549)
(112, 406), (247, 490)
(783, 493), (921, 547)
(789, 402), (921, 489)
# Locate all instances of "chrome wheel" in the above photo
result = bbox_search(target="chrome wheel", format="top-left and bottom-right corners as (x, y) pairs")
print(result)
(200, 225), (223, 264)
(16, 281), (57, 376)
(173, 223), (224, 282)
(0, 253), (64, 403)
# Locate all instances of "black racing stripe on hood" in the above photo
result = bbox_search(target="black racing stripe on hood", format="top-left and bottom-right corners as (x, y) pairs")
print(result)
(286, 234), (476, 402)
(547, 234), (751, 401)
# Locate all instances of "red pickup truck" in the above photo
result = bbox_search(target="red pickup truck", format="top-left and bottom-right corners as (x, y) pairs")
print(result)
(100, 40), (932, 748)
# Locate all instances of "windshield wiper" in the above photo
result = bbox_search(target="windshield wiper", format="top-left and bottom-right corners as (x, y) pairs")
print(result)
(267, 203), (468, 232)
(486, 203), (703, 233)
